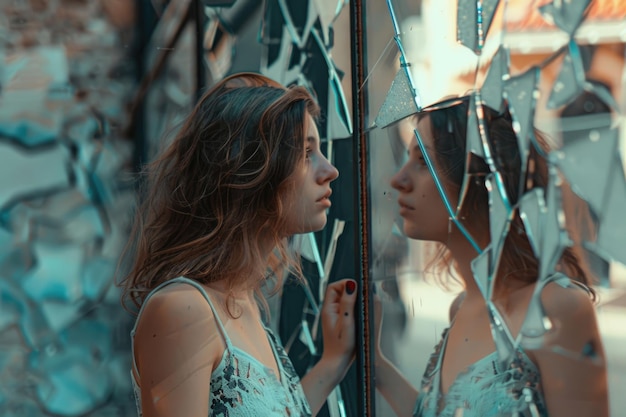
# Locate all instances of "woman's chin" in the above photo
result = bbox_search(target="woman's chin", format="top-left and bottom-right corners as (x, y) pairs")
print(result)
(402, 224), (420, 240)
(289, 217), (327, 235)
(403, 225), (433, 242)
(308, 218), (327, 233)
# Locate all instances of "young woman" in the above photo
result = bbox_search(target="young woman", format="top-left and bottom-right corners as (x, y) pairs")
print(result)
(121, 73), (357, 417)
(375, 96), (608, 417)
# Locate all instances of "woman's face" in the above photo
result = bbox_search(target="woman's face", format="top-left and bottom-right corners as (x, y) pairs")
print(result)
(390, 116), (458, 242)
(282, 114), (339, 235)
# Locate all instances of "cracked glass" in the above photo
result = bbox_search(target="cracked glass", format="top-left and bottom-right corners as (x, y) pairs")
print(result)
(367, 0), (625, 416)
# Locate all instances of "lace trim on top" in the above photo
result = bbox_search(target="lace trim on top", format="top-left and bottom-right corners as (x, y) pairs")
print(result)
(131, 277), (311, 417)
(413, 328), (548, 417)
(206, 326), (311, 416)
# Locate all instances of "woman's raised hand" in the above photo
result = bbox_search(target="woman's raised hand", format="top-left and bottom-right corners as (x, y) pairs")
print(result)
(320, 279), (358, 371)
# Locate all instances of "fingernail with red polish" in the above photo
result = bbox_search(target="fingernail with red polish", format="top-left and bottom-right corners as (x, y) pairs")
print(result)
(346, 280), (356, 295)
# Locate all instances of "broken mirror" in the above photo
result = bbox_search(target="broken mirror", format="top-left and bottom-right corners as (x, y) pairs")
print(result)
(365, 0), (625, 416)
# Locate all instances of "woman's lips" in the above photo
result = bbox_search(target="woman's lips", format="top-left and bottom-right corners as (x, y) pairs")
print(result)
(317, 190), (332, 207)
(398, 200), (414, 210)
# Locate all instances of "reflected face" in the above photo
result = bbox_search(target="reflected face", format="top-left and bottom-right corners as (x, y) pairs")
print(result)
(283, 114), (339, 235)
(390, 116), (457, 242)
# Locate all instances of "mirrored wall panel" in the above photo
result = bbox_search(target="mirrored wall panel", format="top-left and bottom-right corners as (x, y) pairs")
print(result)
(364, 1), (626, 416)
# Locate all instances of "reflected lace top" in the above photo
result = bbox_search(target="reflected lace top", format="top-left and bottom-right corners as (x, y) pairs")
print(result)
(413, 327), (548, 417)
(130, 277), (312, 417)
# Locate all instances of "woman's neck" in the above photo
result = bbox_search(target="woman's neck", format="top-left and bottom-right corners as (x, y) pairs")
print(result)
(444, 232), (486, 300)
(206, 280), (255, 298)
(209, 236), (275, 300)
(445, 233), (533, 306)
(204, 279), (262, 320)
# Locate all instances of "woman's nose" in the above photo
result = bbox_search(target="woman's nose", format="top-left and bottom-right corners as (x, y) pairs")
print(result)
(391, 168), (411, 192)
(319, 157), (339, 183)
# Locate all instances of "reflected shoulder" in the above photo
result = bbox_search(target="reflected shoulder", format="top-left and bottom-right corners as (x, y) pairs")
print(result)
(537, 279), (602, 357)
(448, 291), (466, 322)
(540, 279), (596, 321)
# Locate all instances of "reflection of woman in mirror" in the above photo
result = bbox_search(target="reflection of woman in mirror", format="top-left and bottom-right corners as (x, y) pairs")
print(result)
(375, 97), (608, 417)
(120, 73), (357, 416)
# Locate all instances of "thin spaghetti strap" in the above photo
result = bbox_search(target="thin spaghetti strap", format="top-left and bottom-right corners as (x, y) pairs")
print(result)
(437, 326), (452, 368)
(544, 271), (593, 296)
(130, 278), (182, 377)
(167, 277), (233, 350)
(130, 277), (233, 379)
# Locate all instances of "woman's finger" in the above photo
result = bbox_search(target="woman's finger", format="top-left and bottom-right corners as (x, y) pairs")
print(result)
(339, 279), (357, 319)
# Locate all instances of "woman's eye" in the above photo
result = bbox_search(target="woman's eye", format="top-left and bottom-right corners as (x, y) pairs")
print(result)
(305, 148), (312, 159)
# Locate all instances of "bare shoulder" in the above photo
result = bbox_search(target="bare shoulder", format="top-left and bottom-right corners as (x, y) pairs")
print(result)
(448, 291), (466, 322)
(136, 282), (215, 333)
(132, 282), (225, 415)
(530, 279), (608, 416)
(537, 278), (602, 356)
(540, 279), (596, 325)
(134, 282), (224, 378)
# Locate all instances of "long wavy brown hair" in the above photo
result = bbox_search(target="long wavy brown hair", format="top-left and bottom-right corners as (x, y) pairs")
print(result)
(120, 73), (320, 313)
(420, 96), (595, 299)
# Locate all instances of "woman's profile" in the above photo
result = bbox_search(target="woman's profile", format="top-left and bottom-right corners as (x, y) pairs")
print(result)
(375, 96), (609, 417)
(120, 73), (357, 417)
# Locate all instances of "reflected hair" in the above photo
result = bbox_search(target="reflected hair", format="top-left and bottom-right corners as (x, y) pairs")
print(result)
(120, 73), (320, 314)
(420, 97), (595, 299)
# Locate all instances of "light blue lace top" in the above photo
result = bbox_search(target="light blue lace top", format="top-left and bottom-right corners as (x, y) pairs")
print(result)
(414, 273), (593, 416)
(130, 277), (312, 417)
(413, 273), (593, 416)
(413, 325), (548, 417)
